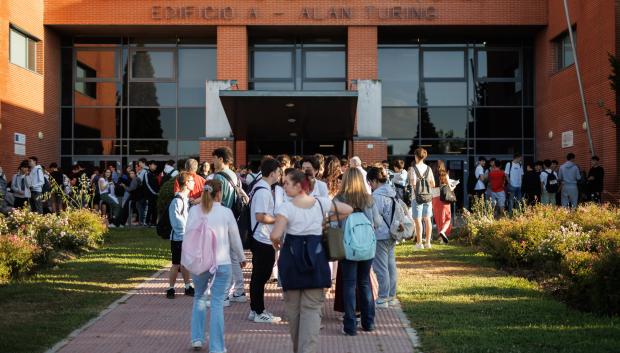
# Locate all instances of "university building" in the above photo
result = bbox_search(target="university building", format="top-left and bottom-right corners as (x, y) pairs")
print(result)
(0, 0), (618, 202)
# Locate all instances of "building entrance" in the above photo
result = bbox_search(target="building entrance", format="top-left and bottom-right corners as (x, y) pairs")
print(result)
(247, 139), (346, 162)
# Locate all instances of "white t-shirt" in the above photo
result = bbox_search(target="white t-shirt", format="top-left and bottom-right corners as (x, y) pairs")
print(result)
(505, 161), (524, 187)
(185, 202), (245, 266)
(274, 184), (289, 209)
(276, 197), (331, 236)
(250, 179), (275, 245)
(409, 163), (435, 191)
(356, 167), (372, 194)
(540, 169), (558, 189)
(309, 179), (329, 198)
(474, 165), (486, 191)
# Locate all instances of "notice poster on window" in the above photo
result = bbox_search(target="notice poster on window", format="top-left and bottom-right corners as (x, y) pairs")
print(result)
(562, 130), (574, 148)
(14, 132), (26, 155)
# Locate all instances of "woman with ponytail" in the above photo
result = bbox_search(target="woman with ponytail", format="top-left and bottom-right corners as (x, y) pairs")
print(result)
(187, 179), (247, 352)
(270, 169), (353, 353)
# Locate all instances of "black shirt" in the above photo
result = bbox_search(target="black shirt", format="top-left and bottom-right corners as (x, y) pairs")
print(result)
(587, 165), (604, 192)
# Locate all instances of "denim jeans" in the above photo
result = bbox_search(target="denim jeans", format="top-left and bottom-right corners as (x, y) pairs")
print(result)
(191, 264), (232, 353)
(561, 184), (579, 209)
(226, 251), (245, 297)
(340, 259), (375, 334)
(372, 239), (397, 300)
(506, 185), (522, 213)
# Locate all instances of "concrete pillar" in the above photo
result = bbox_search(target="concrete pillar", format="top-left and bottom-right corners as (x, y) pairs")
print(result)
(205, 80), (234, 139)
(356, 79), (382, 138)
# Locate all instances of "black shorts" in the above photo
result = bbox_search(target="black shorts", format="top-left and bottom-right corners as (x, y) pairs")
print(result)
(171, 240), (183, 265)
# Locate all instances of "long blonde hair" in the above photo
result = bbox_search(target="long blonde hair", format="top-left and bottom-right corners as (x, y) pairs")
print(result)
(336, 168), (373, 210)
(201, 179), (222, 213)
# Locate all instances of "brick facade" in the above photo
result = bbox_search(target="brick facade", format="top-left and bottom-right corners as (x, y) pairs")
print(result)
(199, 139), (234, 165)
(352, 139), (388, 165)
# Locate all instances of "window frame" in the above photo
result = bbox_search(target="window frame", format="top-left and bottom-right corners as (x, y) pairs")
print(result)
(129, 48), (177, 82)
(9, 25), (39, 72)
(554, 29), (577, 71)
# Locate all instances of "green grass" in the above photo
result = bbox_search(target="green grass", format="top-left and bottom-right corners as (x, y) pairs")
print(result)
(396, 243), (620, 353)
(0, 228), (170, 353)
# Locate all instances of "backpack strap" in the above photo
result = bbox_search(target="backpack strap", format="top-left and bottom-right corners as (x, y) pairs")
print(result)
(217, 171), (246, 200)
(412, 165), (423, 179)
(381, 197), (397, 229)
(331, 199), (342, 228)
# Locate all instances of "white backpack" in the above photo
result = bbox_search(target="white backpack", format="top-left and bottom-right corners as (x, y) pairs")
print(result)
(181, 218), (218, 276)
(382, 197), (415, 242)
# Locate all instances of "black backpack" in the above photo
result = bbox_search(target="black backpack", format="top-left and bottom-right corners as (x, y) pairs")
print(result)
(156, 194), (184, 239)
(237, 186), (269, 249)
(412, 165), (433, 204)
(543, 171), (559, 193)
(161, 169), (177, 186)
(242, 172), (262, 194)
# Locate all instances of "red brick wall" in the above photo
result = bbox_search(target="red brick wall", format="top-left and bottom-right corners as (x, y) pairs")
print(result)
(0, 0), (60, 174)
(217, 26), (248, 90)
(352, 139), (387, 165)
(348, 26), (377, 83)
(535, 0), (618, 200)
(200, 140), (234, 165)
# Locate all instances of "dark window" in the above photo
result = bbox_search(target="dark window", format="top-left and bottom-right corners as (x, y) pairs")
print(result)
(74, 140), (122, 155)
(10, 27), (37, 71)
(61, 108), (72, 138)
(382, 107), (419, 139)
(387, 140), (417, 156)
(476, 140), (522, 155)
(420, 82), (467, 106)
(418, 139), (468, 155)
(420, 107), (468, 139)
(61, 48), (73, 106)
(555, 30), (576, 70)
(178, 48), (216, 106)
(129, 82), (176, 106)
(74, 108), (121, 139)
(61, 140), (72, 155)
(178, 108), (205, 139)
(128, 140), (176, 155)
(523, 108), (534, 138)
(477, 50), (520, 79)
(131, 50), (175, 80)
(378, 48), (419, 106)
(128, 108), (176, 139)
(474, 81), (522, 106)
(304, 50), (345, 79)
(75, 62), (97, 99)
(475, 108), (522, 138)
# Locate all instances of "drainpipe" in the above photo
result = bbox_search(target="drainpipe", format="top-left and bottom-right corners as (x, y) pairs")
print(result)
(562, 0), (595, 157)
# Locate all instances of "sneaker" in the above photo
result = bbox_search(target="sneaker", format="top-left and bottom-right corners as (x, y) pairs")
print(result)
(166, 288), (175, 299)
(375, 299), (389, 309)
(425, 243), (432, 249)
(415, 243), (425, 250)
(184, 286), (195, 297)
(439, 232), (449, 244)
(191, 340), (203, 351)
(230, 292), (247, 303)
(341, 328), (357, 336)
(388, 297), (398, 307)
(248, 310), (257, 321)
(362, 325), (376, 332)
(118, 224), (125, 228)
(254, 312), (282, 323)
(108, 224), (116, 228)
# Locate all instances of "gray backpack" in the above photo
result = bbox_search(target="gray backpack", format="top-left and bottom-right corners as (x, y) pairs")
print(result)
(412, 165), (432, 204)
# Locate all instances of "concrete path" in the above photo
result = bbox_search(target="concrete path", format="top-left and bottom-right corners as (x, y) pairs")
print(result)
(53, 259), (416, 353)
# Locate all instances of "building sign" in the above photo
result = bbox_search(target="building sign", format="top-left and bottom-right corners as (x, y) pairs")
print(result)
(151, 5), (437, 21)
(561, 130), (574, 148)
(14, 132), (26, 156)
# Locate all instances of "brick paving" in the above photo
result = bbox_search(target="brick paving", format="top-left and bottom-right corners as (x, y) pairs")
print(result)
(54, 259), (416, 353)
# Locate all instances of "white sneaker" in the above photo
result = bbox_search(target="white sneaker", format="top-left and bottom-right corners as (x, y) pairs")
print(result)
(388, 297), (398, 307)
(415, 243), (425, 250)
(230, 292), (247, 303)
(108, 224), (116, 228)
(119, 224), (125, 228)
(191, 340), (202, 351)
(248, 310), (256, 321)
(425, 243), (432, 249)
(375, 299), (389, 309)
(254, 311), (282, 323)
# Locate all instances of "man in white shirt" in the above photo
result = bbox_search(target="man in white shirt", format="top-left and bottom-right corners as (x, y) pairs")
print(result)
(28, 156), (45, 213)
(474, 157), (487, 199)
(248, 158), (282, 324)
(504, 153), (524, 213)
(350, 156), (371, 194)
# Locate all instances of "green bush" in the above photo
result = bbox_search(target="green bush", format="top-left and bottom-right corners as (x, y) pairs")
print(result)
(462, 202), (620, 315)
(62, 208), (108, 247)
(0, 234), (39, 282)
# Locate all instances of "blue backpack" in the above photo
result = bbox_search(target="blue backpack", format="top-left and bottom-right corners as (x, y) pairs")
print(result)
(343, 212), (376, 261)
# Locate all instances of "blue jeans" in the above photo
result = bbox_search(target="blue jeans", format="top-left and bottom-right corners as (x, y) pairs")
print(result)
(191, 265), (231, 353)
(372, 239), (397, 300)
(506, 185), (522, 213)
(340, 259), (375, 334)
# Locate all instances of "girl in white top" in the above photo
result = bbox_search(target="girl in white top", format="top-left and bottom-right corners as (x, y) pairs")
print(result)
(98, 169), (122, 227)
(301, 157), (329, 198)
(188, 179), (247, 352)
(271, 169), (352, 353)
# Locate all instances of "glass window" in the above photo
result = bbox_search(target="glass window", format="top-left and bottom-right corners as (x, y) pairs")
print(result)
(387, 140), (416, 156)
(302, 82), (346, 91)
(129, 82), (176, 106)
(252, 82), (295, 91)
(131, 50), (174, 79)
(178, 141), (200, 156)
(74, 140), (122, 155)
(129, 140), (176, 155)
(477, 50), (520, 79)
(379, 48), (419, 106)
(420, 107), (468, 139)
(476, 140), (522, 155)
(474, 81), (522, 106)
(382, 108), (419, 139)
(523, 108), (534, 138)
(418, 139), (468, 155)
(61, 48), (73, 106)
(421, 82), (467, 106)
(178, 108), (205, 139)
(61, 140), (72, 155)
(61, 108), (72, 138)
(253, 51), (293, 79)
(423, 51), (464, 78)
(179, 48), (216, 106)
(474, 108), (522, 138)
(556, 31), (576, 70)
(74, 108), (121, 139)
(76, 50), (118, 79)
(304, 51), (345, 78)
(75, 82), (121, 106)
(128, 108), (176, 139)
(10, 27), (36, 71)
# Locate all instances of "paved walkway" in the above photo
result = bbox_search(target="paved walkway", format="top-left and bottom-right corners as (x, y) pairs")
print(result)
(54, 258), (416, 353)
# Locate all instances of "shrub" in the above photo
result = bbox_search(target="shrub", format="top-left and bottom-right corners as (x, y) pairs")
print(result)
(0, 234), (39, 282)
(62, 209), (108, 247)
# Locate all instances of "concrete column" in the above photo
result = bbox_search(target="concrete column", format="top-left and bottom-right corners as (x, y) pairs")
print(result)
(356, 79), (382, 138)
(205, 80), (234, 139)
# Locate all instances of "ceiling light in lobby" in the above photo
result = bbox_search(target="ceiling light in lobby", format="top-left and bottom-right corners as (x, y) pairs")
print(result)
(288, 118), (296, 123)
(289, 132), (297, 137)
(285, 103), (295, 108)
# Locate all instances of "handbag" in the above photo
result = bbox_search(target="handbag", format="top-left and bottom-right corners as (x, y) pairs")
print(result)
(440, 184), (457, 203)
(278, 234), (332, 291)
(322, 199), (346, 261)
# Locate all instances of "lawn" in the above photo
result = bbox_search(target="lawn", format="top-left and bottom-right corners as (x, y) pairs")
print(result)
(0, 228), (170, 353)
(396, 243), (620, 353)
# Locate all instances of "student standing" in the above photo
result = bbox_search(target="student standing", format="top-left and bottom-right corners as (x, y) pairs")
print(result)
(540, 160), (558, 205)
(12, 160), (31, 209)
(504, 153), (524, 213)
(248, 158), (283, 324)
(144, 161), (160, 226)
(166, 171), (195, 299)
(587, 156), (604, 203)
(28, 156), (45, 213)
(558, 153), (581, 209)
(188, 179), (247, 351)
(487, 163), (507, 217)
(473, 157), (487, 199)
(409, 148), (435, 249)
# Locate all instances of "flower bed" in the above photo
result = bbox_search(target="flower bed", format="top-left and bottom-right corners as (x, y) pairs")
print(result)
(0, 207), (108, 282)
(462, 199), (620, 315)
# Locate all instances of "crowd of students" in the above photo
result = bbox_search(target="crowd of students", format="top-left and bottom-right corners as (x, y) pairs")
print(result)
(470, 152), (605, 216)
